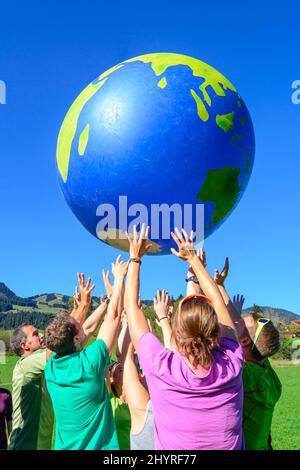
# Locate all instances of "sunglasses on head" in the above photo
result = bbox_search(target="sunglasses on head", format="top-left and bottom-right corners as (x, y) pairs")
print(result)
(178, 294), (212, 313)
(251, 318), (271, 350)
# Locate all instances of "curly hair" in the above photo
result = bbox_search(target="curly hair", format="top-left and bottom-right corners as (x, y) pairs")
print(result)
(172, 297), (220, 368)
(45, 312), (78, 357)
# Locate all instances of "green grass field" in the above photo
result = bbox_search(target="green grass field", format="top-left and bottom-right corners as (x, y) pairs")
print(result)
(0, 356), (299, 450)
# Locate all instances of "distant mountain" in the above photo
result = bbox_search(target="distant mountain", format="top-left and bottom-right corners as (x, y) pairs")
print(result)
(242, 306), (300, 325)
(0, 281), (299, 329)
(0, 282), (37, 311)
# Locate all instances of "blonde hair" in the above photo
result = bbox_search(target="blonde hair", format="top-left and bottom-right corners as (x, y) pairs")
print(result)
(172, 295), (220, 368)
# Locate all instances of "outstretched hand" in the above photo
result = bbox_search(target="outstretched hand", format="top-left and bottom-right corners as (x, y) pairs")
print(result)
(102, 269), (113, 299)
(76, 272), (95, 306)
(171, 228), (197, 262)
(233, 294), (245, 315)
(111, 255), (129, 281)
(125, 224), (152, 259)
(214, 258), (229, 286)
(154, 290), (170, 323)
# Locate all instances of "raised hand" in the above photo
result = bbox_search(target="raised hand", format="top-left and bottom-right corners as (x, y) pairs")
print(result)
(111, 255), (129, 281)
(233, 294), (245, 315)
(76, 272), (95, 306)
(125, 224), (152, 259)
(188, 248), (206, 275)
(214, 257), (229, 286)
(102, 269), (113, 299)
(73, 286), (81, 309)
(154, 289), (170, 322)
(171, 228), (197, 262)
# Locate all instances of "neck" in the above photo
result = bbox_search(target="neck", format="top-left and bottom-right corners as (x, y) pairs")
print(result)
(244, 348), (264, 365)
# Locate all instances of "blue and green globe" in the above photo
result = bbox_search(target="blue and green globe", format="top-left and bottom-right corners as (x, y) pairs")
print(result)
(56, 53), (255, 255)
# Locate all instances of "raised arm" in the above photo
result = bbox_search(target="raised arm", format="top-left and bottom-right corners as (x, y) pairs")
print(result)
(171, 228), (237, 340)
(214, 257), (242, 325)
(154, 290), (176, 350)
(97, 255), (128, 355)
(124, 224), (152, 352)
(123, 342), (150, 433)
(186, 249), (206, 295)
(82, 299), (108, 340)
(70, 273), (95, 324)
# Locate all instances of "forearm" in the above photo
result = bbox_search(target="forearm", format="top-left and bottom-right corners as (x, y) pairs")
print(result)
(186, 274), (201, 295)
(190, 257), (235, 329)
(218, 285), (241, 324)
(70, 303), (90, 324)
(160, 318), (173, 350)
(117, 322), (131, 363)
(83, 303), (108, 338)
(97, 278), (124, 352)
(125, 263), (149, 350)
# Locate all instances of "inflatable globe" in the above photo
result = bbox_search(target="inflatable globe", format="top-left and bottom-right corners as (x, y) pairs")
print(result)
(56, 53), (255, 255)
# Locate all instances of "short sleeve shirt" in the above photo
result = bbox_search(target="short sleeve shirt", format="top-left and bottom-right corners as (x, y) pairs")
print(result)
(45, 339), (119, 450)
(9, 349), (54, 450)
(138, 332), (244, 450)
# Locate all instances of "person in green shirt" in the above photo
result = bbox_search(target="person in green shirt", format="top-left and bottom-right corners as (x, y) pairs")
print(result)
(9, 324), (54, 450)
(44, 256), (128, 450)
(213, 258), (282, 450)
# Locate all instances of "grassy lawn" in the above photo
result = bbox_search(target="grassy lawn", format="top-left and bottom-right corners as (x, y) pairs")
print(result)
(0, 353), (299, 450)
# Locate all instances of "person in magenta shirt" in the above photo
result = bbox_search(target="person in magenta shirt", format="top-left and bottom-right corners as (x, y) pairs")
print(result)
(0, 388), (12, 450)
(124, 225), (244, 450)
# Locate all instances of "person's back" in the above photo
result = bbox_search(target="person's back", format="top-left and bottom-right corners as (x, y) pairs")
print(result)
(138, 332), (244, 450)
(243, 359), (281, 450)
(45, 339), (119, 450)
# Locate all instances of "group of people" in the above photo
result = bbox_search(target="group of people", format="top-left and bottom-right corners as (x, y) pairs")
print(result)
(1, 225), (282, 450)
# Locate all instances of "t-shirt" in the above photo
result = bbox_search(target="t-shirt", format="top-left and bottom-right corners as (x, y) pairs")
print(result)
(110, 393), (131, 450)
(9, 349), (54, 450)
(138, 332), (244, 450)
(243, 359), (282, 450)
(0, 388), (12, 450)
(45, 339), (119, 450)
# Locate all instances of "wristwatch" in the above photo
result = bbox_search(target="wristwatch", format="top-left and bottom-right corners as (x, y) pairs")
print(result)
(129, 258), (142, 264)
(104, 296), (111, 304)
(185, 275), (199, 284)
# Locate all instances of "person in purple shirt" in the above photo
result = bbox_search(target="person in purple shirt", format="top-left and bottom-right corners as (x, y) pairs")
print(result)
(0, 388), (12, 450)
(124, 225), (244, 450)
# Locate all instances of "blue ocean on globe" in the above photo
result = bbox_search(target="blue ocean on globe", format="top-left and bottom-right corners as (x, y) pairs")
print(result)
(56, 53), (255, 255)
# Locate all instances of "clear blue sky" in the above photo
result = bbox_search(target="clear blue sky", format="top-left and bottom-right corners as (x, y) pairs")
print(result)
(0, 1), (299, 313)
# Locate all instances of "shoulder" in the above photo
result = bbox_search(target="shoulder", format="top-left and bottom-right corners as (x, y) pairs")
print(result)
(80, 339), (110, 371)
(218, 337), (244, 365)
(17, 349), (47, 375)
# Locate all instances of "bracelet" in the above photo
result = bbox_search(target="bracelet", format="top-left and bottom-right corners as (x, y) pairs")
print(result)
(129, 258), (142, 264)
(185, 275), (199, 284)
(158, 316), (169, 322)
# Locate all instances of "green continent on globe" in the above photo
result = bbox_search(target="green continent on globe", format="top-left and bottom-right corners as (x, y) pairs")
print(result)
(56, 53), (238, 184)
(197, 166), (241, 224)
(216, 112), (235, 132)
(56, 78), (107, 182)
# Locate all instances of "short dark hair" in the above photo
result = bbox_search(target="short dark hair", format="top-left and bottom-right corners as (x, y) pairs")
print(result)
(251, 313), (280, 358)
(45, 312), (78, 357)
(10, 324), (31, 356)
